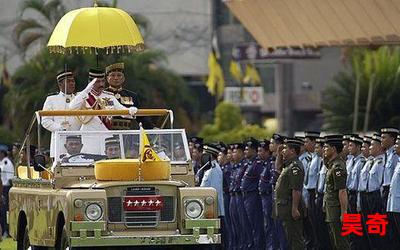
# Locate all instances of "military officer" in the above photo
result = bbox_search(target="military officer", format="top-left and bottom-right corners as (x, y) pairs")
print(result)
(229, 143), (244, 250)
(323, 135), (350, 250)
(241, 138), (265, 250)
(41, 70), (81, 157)
(69, 68), (138, 131)
(380, 127), (399, 212)
(69, 69), (137, 153)
(59, 135), (83, 161)
(189, 136), (203, 173)
(217, 142), (232, 250)
(234, 141), (253, 249)
(314, 137), (332, 250)
(104, 136), (121, 159)
(192, 142), (204, 186)
(201, 144), (225, 217)
(273, 137), (305, 250)
(342, 134), (355, 166)
(257, 139), (275, 250)
(269, 134), (288, 250)
(303, 131), (320, 249)
(387, 134), (400, 249)
(346, 135), (365, 249)
(366, 133), (385, 248)
(105, 62), (151, 129)
(357, 136), (373, 249)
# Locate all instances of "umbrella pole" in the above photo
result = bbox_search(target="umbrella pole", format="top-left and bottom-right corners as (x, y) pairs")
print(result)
(96, 54), (99, 68)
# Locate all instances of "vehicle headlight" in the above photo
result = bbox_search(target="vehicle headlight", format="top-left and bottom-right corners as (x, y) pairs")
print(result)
(185, 200), (203, 219)
(85, 203), (103, 221)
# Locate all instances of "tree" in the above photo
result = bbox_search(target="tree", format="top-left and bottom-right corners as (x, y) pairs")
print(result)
(199, 102), (272, 143)
(13, 0), (66, 58)
(322, 47), (400, 132)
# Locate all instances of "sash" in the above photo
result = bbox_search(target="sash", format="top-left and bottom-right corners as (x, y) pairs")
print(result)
(86, 92), (112, 129)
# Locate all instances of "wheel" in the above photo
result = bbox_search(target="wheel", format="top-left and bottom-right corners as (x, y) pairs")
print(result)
(55, 226), (69, 250)
(17, 227), (30, 250)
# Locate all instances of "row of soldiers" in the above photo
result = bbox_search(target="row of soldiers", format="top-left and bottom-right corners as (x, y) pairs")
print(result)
(189, 128), (400, 250)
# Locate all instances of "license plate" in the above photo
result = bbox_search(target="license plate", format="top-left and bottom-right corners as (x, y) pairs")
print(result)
(123, 195), (164, 211)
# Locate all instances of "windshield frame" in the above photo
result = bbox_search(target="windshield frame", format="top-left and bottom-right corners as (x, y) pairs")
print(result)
(55, 129), (191, 166)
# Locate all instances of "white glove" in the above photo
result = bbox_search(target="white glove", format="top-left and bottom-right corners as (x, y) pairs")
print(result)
(83, 78), (97, 93)
(129, 106), (138, 115)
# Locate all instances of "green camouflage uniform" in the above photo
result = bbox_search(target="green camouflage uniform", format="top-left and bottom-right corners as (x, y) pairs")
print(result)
(273, 158), (305, 250)
(324, 156), (350, 250)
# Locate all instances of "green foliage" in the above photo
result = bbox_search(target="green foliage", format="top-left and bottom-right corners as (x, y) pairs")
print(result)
(199, 102), (272, 143)
(322, 47), (400, 132)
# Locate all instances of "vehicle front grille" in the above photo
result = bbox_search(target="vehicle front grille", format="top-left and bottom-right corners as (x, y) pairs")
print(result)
(107, 187), (176, 226)
(108, 197), (122, 222)
(125, 211), (159, 227)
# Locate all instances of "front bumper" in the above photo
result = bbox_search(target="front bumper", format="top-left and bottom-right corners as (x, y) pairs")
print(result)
(69, 219), (221, 247)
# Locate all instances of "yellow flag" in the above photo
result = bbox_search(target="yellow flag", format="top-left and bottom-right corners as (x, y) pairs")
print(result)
(229, 60), (243, 83)
(139, 127), (161, 162)
(243, 63), (261, 85)
(206, 51), (225, 97)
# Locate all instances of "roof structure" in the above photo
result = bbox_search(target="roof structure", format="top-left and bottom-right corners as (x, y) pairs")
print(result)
(224, 0), (400, 48)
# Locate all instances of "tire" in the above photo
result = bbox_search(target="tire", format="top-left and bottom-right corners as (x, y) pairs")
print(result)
(17, 227), (30, 250)
(55, 226), (69, 250)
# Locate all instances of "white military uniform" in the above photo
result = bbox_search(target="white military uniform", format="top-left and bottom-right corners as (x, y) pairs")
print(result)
(41, 92), (81, 157)
(0, 156), (14, 186)
(69, 89), (130, 154)
(69, 90), (129, 131)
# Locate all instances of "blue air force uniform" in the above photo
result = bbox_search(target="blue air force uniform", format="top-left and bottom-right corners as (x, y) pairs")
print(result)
(346, 153), (365, 213)
(221, 162), (232, 250)
(259, 155), (275, 250)
(229, 162), (240, 250)
(242, 156), (265, 250)
(383, 146), (398, 210)
(235, 158), (254, 249)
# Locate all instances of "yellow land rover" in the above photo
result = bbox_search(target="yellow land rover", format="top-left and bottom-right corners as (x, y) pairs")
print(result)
(9, 109), (221, 249)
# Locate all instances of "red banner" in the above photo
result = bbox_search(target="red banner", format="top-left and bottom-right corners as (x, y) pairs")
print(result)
(123, 195), (164, 211)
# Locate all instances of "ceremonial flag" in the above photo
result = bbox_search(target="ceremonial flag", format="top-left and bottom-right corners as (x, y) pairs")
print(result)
(229, 59), (243, 83)
(206, 33), (225, 98)
(243, 63), (261, 85)
(139, 127), (161, 162)
(206, 50), (225, 97)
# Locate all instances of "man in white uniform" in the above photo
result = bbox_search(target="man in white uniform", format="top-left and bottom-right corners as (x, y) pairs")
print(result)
(69, 69), (137, 153)
(41, 70), (82, 157)
(69, 68), (137, 131)
(0, 147), (14, 237)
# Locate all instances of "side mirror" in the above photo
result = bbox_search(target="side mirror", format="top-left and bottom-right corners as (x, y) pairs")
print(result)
(33, 154), (47, 172)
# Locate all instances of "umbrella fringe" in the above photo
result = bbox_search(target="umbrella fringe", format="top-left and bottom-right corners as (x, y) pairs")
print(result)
(48, 44), (145, 54)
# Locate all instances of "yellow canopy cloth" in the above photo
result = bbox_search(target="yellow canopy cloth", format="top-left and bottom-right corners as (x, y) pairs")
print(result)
(47, 7), (144, 54)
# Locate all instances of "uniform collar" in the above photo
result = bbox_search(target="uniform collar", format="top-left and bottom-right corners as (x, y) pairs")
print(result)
(374, 153), (385, 161)
(387, 145), (395, 154)
(327, 155), (341, 167)
(108, 86), (123, 92)
(59, 91), (74, 97)
(283, 157), (298, 167)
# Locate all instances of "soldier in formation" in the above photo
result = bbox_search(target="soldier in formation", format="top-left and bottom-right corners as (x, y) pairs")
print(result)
(189, 127), (400, 250)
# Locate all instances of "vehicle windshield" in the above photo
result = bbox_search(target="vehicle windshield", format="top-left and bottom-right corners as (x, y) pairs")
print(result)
(54, 129), (190, 165)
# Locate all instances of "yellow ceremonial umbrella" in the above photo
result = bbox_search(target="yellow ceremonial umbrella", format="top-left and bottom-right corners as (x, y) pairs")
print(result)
(47, 4), (144, 54)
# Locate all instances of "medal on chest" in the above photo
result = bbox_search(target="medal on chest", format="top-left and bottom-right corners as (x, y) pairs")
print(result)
(115, 93), (121, 99)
